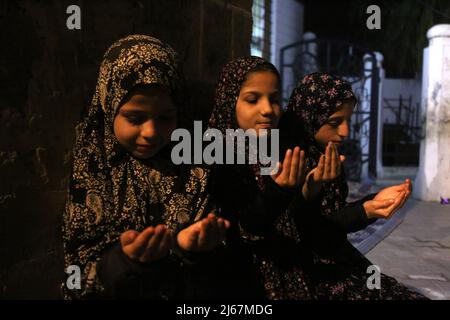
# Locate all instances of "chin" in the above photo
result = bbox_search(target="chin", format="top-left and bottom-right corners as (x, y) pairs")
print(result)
(132, 149), (159, 160)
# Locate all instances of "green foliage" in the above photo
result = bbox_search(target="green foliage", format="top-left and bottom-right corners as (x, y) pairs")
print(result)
(303, 0), (450, 77)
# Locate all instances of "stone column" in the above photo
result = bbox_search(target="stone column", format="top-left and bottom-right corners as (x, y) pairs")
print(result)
(413, 24), (450, 202)
(374, 52), (385, 179)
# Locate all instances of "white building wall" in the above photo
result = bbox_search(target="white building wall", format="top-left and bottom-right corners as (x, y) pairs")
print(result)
(270, 0), (304, 70)
(381, 78), (422, 124)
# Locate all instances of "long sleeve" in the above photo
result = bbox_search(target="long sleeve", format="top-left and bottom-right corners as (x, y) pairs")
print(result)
(289, 194), (348, 258)
(326, 193), (378, 233)
(96, 243), (183, 299)
(238, 177), (297, 235)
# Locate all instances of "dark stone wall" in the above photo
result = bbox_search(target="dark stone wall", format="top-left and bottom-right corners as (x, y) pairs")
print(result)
(0, 0), (252, 299)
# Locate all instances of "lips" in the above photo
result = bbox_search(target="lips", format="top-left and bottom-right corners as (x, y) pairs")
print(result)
(257, 122), (273, 127)
(136, 144), (156, 150)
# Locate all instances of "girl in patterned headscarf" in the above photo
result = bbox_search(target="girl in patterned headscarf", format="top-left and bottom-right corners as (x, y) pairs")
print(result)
(281, 72), (412, 233)
(280, 72), (426, 299)
(63, 35), (229, 299)
(209, 56), (317, 300)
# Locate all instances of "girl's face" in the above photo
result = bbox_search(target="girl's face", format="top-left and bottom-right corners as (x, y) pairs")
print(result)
(235, 71), (281, 135)
(314, 99), (355, 148)
(113, 86), (177, 159)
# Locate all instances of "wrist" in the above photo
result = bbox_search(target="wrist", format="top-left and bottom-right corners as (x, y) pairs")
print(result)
(363, 201), (373, 219)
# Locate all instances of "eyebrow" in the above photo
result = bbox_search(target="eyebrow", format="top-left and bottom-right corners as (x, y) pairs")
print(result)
(241, 90), (280, 95)
(120, 110), (146, 115)
(120, 109), (177, 116)
(128, 96), (177, 110)
(328, 116), (344, 121)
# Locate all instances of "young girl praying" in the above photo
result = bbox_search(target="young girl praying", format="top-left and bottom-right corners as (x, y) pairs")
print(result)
(209, 56), (316, 299)
(62, 35), (229, 299)
(280, 72), (426, 299)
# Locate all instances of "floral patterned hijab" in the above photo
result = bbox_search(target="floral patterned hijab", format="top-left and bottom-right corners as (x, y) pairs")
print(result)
(63, 35), (211, 299)
(283, 72), (356, 216)
(208, 57), (314, 299)
(208, 56), (278, 191)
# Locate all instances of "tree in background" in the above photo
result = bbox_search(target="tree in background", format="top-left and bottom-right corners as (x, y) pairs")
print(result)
(303, 0), (450, 77)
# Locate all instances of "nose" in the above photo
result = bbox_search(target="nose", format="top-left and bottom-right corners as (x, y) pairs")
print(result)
(141, 120), (156, 139)
(260, 97), (275, 117)
(338, 121), (350, 139)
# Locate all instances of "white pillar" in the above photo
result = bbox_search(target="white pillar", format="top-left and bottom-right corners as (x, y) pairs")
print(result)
(375, 52), (385, 179)
(413, 24), (450, 202)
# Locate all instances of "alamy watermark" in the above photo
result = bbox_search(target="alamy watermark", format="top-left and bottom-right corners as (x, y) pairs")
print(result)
(65, 265), (81, 290)
(366, 264), (381, 290)
(66, 5), (81, 30)
(170, 121), (279, 175)
(366, 5), (381, 30)
(65, 263), (382, 291)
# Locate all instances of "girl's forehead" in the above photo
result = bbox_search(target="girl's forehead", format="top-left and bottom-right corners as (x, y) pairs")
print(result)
(327, 101), (355, 118)
(119, 92), (176, 112)
(240, 71), (279, 89)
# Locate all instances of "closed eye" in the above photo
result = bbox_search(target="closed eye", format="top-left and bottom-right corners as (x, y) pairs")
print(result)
(126, 115), (145, 125)
(158, 115), (176, 122)
(327, 121), (341, 128)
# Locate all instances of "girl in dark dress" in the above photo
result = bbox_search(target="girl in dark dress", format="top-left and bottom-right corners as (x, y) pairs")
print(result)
(282, 72), (412, 234)
(208, 56), (317, 299)
(62, 35), (229, 299)
(280, 72), (427, 299)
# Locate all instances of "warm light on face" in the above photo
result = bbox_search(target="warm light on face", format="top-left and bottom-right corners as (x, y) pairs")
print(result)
(314, 99), (356, 148)
(113, 86), (177, 159)
(235, 71), (281, 136)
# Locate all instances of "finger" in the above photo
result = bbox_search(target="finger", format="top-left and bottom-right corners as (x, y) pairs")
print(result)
(140, 226), (167, 262)
(372, 199), (395, 210)
(280, 149), (292, 181)
(394, 191), (409, 213)
(216, 218), (227, 242)
(339, 155), (346, 162)
(145, 225), (166, 255)
(208, 214), (219, 235)
(289, 147), (301, 186)
(186, 223), (201, 243)
(392, 184), (407, 192)
(330, 144), (338, 178)
(298, 150), (306, 184)
(177, 222), (201, 251)
(158, 230), (173, 255)
(270, 162), (282, 180)
(126, 227), (155, 259)
(152, 228), (173, 261)
(388, 191), (407, 216)
(120, 230), (139, 247)
(222, 218), (231, 229)
(334, 144), (341, 174)
(371, 199), (396, 218)
(406, 179), (412, 192)
(198, 219), (213, 251)
(316, 155), (325, 180)
(324, 142), (332, 178)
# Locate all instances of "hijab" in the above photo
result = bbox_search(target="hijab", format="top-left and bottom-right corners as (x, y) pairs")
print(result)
(283, 72), (356, 216)
(63, 35), (211, 298)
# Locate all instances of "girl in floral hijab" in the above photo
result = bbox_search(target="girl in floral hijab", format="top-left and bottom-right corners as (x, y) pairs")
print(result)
(63, 35), (227, 299)
(280, 72), (426, 299)
(282, 72), (413, 233)
(209, 56), (316, 299)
